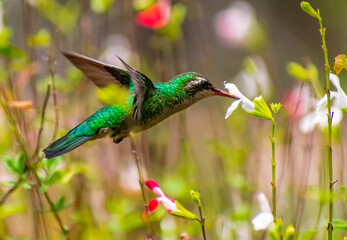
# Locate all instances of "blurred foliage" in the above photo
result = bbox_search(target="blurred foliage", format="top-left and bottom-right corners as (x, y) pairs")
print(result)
(0, 0), (346, 239)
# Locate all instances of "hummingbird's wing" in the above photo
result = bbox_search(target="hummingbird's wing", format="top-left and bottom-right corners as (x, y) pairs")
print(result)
(62, 51), (131, 88)
(117, 57), (156, 124)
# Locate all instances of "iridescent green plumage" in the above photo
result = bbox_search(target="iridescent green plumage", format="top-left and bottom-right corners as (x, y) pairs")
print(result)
(43, 52), (237, 159)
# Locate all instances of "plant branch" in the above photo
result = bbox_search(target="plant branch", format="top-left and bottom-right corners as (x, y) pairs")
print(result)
(34, 84), (51, 158)
(198, 205), (207, 240)
(48, 56), (59, 142)
(0, 179), (22, 205)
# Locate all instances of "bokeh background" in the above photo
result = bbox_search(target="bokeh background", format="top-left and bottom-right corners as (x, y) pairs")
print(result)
(0, 0), (346, 239)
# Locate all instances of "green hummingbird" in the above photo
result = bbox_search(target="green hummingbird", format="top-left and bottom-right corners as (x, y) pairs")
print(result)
(43, 52), (237, 159)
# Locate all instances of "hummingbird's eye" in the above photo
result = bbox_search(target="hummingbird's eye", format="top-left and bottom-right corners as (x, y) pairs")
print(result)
(200, 80), (210, 89)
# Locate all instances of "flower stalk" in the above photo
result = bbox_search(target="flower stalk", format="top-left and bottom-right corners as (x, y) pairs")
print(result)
(317, 9), (334, 239)
(270, 103), (281, 221)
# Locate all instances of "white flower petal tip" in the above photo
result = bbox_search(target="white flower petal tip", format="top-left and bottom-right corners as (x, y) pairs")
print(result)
(252, 191), (274, 231)
(256, 192), (271, 213)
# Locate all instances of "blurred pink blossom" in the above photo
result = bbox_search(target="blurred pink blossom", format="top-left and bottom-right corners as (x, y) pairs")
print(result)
(214, 1), (255, 49)
(282, 85), (312, 120)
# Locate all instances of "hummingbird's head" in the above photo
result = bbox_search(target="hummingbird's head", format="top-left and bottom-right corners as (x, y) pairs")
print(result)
(183, 73), (238, 100)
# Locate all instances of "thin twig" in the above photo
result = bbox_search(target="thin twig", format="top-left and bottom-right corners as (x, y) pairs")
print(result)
(198, 206), (207, 240)
(48, 56), (59, 142)
(0, 179), (22, 205)
(129, 133), (155, 236)
(34, 84), (51, 157)
(32, 170), (68, 236)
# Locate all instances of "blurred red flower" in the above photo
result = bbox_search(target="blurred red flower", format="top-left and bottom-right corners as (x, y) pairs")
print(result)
(135, 0), (171, 30)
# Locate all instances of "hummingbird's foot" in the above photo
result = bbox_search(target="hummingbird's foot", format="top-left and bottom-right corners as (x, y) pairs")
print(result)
(113, 137), (124, 144)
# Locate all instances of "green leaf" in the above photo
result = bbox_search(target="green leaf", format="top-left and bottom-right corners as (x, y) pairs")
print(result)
(300, 2), (320, 19)
(39, 184), (49, 193)
(45, 171), (63, 185)
(158, 3), (187, 41)
(53, 196), (66, 211)
(286, 62), (309, 81)
(1, 180), (18, 188)
(27, 29), (51, 48)
(334, 54), (347, 75)
(43, 156), (63, 174)
(133, 0), (154, 11)
(0, 44), (25, 59)
(4, 157), (19, 174)
(22, 182), (32, 189)
(90, 0), (115, 14)
(16, 153), (26, 174)
(251, 96), (273, 120)
(332, 219), (347, 231)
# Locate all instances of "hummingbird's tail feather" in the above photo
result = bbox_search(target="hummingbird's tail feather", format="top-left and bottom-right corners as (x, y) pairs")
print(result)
(43, 133), (93, 159)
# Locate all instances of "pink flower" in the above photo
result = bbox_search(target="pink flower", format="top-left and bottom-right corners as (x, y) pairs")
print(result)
(145, 179), (196, 220)
(145, 180), (177, 213)
(135, 0), (171, 30)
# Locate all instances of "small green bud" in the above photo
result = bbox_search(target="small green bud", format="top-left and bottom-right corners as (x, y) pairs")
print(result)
(190, 190), (201, 206)
(251, 96), (273, 120)
(300, 2), (320, 19)
(271, 103), (282, 115)
(284, 224), (295, 240)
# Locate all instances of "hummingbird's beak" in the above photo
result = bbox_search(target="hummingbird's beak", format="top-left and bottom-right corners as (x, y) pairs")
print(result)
(212, 87), (239, 100)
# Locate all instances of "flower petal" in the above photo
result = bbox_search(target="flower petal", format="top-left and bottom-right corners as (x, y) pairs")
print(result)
(251, 212), (274, 230)
(329, 73), (347, 109)
(224, 83), (247, 99)
(160, 196), (177, 213)
(145, 180), (159, 191)
(242, 97), (255, 113)
(256, 192), (271, 213)
(148, 198), (159, 212)
(299, 111), (318, 133)
(225, 99), (241, 119)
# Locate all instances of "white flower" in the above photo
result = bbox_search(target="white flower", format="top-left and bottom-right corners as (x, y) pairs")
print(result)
(251, 191), (274, 230)
(299, 74), (346, 133)
(224, 82), (255, 119)
(328, 73), (347, 109)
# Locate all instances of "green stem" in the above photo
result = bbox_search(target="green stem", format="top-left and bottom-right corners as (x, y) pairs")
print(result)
(317, 10), (333, 239)
(271, 118), (277, 221)
(198, 205), (207, 240)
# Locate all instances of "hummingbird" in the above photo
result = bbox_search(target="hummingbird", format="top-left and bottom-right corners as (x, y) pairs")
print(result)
(43, 52), (238, 159)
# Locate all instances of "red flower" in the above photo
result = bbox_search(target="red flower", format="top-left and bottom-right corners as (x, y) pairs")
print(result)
(135, 0), (171, 30)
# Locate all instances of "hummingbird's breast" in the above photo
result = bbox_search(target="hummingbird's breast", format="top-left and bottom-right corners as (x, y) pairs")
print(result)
(132, 82), (209, 132)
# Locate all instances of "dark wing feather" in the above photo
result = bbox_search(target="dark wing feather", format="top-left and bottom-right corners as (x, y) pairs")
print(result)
(117, 57), (156, 124)
(62, 51), (131, 88)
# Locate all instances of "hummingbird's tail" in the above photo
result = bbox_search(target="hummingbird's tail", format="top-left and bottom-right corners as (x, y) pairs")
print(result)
(43, 132), (93, 159)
